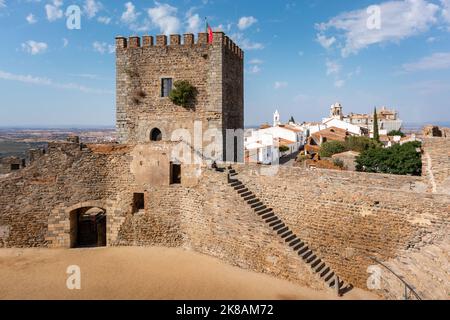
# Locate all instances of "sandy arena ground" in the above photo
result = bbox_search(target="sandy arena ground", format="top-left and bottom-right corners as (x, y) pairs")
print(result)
(0, 247), (379, 300)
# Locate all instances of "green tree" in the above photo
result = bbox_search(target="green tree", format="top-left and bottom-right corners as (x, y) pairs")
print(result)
(344, 136), (381, 152)
(319, 141), (346, 158)
(169, 80), (197, 108)
(356, 141), (422, 176)
(279, 145), (290, 153)
(387, 130), (405, 137)
(373, 107), (380, 142)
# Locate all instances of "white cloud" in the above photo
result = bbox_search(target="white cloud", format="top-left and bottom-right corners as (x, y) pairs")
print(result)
(249, 58), (263, 65)
(403, 52), (450, 72)
(326, 59), (341, 76)
(274, 81), (288, 89)
(248, 65), (261, 74)
(21, 41), (48, 55)
(97, 16), (111, 24)
(238, 16), (257, 30)
(84, 0), (102, 19)
(240, 39), (264, 50)
(0, 70), (113, 95)
(93, 41), (115, 54)
(26, 13), (37, 24)
(121, 2), (139, 24)
(316, 34), (336, 49)
(317, 0), (440, 57)
(0, 0), (5, 8)
(62, 38), (69, 47)
(442, 0), (450, 26)
(148, 1), (180, 35)
(45, 0), (63, 22)
(186, 10), (201, 33)
(231, 33), (264, 50)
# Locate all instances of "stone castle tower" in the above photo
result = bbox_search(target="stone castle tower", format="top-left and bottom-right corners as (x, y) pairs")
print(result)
(115, 32), (244, 161)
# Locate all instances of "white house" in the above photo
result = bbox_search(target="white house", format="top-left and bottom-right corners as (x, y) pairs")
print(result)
(322, 117), (365, 136)
(244, 111), (305, 164)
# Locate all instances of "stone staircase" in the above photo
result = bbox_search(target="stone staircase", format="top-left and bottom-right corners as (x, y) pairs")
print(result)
(226, 166), (350, 293)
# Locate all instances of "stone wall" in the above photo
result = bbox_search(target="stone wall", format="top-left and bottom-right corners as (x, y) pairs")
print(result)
(233, 164), (449, 299)
(1, 142), (448, 299)
(422, 137), (450, 195)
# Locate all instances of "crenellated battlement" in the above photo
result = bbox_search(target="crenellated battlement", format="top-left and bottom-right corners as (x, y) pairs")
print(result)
(115, 32), (244, 59)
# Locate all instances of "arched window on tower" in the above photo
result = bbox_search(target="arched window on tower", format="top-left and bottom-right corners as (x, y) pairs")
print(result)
(150, 128), (162, 141)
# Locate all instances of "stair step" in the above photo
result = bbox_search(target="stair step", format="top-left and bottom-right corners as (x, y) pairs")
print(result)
(320, 267), (331, 278)
(265, 217), (278, 224)
(237, 188), (249, 194)
(257, 208), (272, 216)
(310, 257), (321, 268)
(251, 202), (264, 209)
(234, 185), (245, 190)
(273, 223), (285, 231)
(262, 212), (275, 220)
(230, 172), (238, 176)
(298, 246), (309, 255)
(293, 242), (305, 251)
(240, 191), (252, 198)
(285, 235), (297, 242)
(254, 205), (267, 212)
(314, 262), (326, 273)
(306, 254), (317, 263)
(230, 181), (242, 187)
(324, 272), (335, 282)
(244, 195), (256, 201)
(277, 227), (289, 235)
(247, 199), (261, 205)
(269, 220), (283, 227)
(327, 279), (336, 288)
(301, 250), (313, 260)
(289, 239), (301, 247)
(280, 230), (293, 239)
(229, 170), (236, 174)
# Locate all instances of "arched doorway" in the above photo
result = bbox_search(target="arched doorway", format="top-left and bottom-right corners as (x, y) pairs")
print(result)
(150, 128), (162, 141)
(70, 207), (107, 248)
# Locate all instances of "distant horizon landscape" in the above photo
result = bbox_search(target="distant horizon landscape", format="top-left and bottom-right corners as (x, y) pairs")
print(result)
(0, 121), (449, 130)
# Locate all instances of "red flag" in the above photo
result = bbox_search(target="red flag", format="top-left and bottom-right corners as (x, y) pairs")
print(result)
(206, 22), (213, 44)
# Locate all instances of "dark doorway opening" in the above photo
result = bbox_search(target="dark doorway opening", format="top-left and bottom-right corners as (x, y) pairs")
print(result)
(70, 207), (107, 248)
(133, 193), (145, 213)
(10, 163), (20, 171)
(150, 128), (162, 141)
(170, 163), (181, 185)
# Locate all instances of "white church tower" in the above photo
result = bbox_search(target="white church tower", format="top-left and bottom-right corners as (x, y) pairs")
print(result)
(330, 102), (343, 120)
(273, 110), (281, 127)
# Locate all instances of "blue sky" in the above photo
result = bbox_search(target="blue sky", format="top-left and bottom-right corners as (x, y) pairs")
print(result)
(0, 0), (450, 127)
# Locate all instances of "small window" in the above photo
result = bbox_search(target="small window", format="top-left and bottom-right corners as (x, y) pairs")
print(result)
(161, 78), (173, 97)
(10, 164), (20, 171)
(150, 128), (162, 141)
(132, 193), (145, 213)
(170, 163), (181, 185)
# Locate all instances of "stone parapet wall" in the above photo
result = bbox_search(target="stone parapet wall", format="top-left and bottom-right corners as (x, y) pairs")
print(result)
(422, 137), (450, 195)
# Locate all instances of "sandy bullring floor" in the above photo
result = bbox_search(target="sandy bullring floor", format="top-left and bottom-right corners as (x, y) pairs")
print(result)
(0, 247), (378, 300)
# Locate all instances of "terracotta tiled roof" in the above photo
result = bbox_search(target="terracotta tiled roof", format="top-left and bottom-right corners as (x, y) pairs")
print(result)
(276, 138), (296, 147)
(311, 127), (349, 142)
